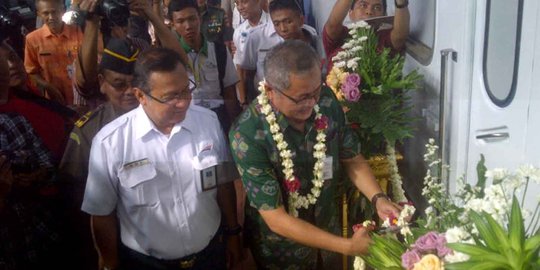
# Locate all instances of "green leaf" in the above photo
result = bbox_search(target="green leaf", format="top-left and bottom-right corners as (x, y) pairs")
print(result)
(470, 211), (509, 252)
(524, 233), (540, 252)
(445, 260), (507, 270)
(446, 243), (510, 265)
(509, 196), (525, 252)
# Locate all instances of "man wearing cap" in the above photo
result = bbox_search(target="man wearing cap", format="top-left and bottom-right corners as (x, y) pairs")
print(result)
(58, 37), (141, 270)
(74, 0), (188, 103)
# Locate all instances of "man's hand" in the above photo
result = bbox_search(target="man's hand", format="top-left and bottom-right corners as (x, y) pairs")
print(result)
(78, 0), (100, 14)
(42, 82), (65, 104)
(129, 0), (152, 18)
(349, 225), (373, 255)
(225, 234), (243, 269)
(375, 197), (402, 221)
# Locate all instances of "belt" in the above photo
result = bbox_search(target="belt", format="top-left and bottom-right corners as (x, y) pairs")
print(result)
(121, 233), (222, 269)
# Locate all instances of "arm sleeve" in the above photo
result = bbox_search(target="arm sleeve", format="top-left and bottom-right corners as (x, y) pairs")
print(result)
(81, 136), (118, 215)
(229, 126), (283, 210)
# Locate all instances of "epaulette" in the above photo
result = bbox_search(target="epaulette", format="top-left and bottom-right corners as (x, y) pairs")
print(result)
(74, 105), (103, 128)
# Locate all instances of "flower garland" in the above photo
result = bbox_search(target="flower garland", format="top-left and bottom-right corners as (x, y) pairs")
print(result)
(386, 140), (407, 203)
(257, 81), (328, 217)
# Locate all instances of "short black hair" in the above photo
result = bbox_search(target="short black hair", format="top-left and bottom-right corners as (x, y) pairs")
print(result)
(35, 0), (64, 8)
(268, 0), (303, 16)
(351, 0), (387, 11)
(133, 48), (184, 93)
(168, 0), (199, 19)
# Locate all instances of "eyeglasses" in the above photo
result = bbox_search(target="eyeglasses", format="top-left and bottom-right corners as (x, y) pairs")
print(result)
(103, 76), (133, 92)
(273, 83), (323, 105)
(144, 79), (197, 105)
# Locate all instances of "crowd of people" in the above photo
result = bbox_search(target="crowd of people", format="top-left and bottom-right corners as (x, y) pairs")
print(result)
(0, 0), (410, 269)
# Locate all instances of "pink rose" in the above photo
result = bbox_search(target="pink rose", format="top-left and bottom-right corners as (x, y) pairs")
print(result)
(315, 115), (329, 130)
(285, 176), (301, 193)
(435, 233), (452, 257)
(345, 73), (361, 87)
(401, 249), (421, 270)
(414, 231), (440, 252)
(341, 84), (361, 102)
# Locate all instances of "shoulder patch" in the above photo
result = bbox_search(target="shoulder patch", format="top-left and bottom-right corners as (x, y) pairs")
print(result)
(75, 105), (103, 128)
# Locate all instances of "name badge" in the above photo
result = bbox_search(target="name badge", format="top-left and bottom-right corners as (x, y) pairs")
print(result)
(201, 166), (217, 191)
(323, 156), (333, 180)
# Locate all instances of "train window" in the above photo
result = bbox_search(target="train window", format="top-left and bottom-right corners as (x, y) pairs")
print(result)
(399, 0), (436, 65)
(483, 0), (523, 107)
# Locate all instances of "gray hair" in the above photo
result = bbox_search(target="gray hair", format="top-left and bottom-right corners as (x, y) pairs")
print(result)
(263, 40), (320, 91)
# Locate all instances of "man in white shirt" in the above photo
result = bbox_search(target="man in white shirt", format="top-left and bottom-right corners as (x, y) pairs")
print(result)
(82, 48), (242, 270)
(236, 0), (323, 104)
(232, 0), (271, 108)
(169, 0), (240, 131)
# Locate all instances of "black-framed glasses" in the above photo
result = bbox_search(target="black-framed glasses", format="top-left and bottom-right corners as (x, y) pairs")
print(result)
(273, 83), (323, 105)
(144, 79), (197, 105)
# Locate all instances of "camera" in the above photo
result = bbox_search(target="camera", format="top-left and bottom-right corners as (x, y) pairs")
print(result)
(96, 0), (130, 27)
(0, 6), (23, 42)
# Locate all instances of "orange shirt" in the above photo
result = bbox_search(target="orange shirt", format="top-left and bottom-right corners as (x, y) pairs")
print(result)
(24, 24), (83, 106)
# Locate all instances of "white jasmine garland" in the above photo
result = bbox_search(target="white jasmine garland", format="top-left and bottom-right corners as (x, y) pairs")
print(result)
(257, 81), (328, 217)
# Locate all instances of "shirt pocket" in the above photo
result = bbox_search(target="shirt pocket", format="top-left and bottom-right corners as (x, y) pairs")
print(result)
(118, 161), (159, 207)
(192, 143), (219, 193)
(203, 66), (220, 82)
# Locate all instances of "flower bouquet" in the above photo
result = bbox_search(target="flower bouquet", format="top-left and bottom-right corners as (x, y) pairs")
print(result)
(327, 20), (421, 159)
(354, 139), (540, 270)
(327, 21), (421, 213)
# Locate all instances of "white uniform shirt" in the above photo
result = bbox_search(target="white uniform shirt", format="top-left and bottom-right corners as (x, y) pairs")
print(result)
(82, 105), (233, 259)
(237, 22), (323, 85)
(187, 41), (239, 109)
(232, 11), (270, 66)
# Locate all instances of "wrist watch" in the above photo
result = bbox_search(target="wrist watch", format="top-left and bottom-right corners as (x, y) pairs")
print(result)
(395, 0), (409, 9)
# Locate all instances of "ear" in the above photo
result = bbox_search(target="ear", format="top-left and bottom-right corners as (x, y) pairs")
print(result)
(134, 88), (148, 105)
(98, 74), (105, 94)
(264, 83), (276, 101)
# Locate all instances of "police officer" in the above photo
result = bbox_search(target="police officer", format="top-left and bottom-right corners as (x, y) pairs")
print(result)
(58, 38), (140, 270)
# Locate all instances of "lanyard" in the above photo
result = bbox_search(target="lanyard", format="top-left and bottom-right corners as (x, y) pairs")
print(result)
(187, 51), (206, 86)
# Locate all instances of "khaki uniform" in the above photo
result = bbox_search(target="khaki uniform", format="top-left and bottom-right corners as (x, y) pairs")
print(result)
(57, 102), (119, 270)
(59, 102), (118, 183)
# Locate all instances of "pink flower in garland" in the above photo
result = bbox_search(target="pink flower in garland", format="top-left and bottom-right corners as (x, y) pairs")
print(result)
(285, 176), (301, 193)
(315, 115), (329, 130)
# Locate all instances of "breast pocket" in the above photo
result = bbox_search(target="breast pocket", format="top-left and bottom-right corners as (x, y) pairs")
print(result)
(192, 147), (219, 193)
(203, 66), (220, 82)
(118, 162), (159, 207)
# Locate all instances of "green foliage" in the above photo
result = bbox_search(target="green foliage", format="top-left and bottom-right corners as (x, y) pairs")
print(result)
(446, 196), (540, 270)
(339, 24), (422, 157)
(361, 233), (407, 269)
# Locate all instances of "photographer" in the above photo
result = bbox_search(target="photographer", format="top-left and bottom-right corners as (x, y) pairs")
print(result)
(74, 0), (188, 100)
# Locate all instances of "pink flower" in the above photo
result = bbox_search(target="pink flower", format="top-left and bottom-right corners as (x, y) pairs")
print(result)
(435, 233), (452, 257)
(402, 249), (421, 270)
(414, 231), (440, 252)
(315, 115), (329, 130)
(341, 84), (361, 102)
(352, 224), (363, 233)
(285, 176), (301, 193)
(345, 73), (361, 87)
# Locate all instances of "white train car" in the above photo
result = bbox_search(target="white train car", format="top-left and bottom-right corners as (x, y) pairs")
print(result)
(310, 0), (540, 210)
